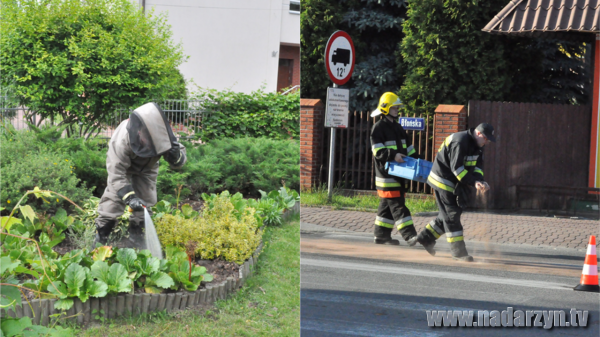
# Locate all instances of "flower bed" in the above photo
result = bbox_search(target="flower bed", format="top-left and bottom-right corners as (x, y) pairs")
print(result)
(0, 187), (299, 330)
(0, 241), (265, 326)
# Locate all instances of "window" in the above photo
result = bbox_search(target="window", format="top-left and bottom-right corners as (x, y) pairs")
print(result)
(289, 1), (300, 14)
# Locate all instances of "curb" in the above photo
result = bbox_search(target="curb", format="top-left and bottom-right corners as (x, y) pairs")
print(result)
(0, 241), (266, 326)
(300, 205), (437, 216)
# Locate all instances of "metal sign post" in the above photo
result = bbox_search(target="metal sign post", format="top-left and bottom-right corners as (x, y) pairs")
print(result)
(328, 84), (338, 200)
(324, 31), (355, 200)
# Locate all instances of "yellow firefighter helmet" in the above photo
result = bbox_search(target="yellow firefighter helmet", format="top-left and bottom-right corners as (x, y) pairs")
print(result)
(371, 92), (403, 117)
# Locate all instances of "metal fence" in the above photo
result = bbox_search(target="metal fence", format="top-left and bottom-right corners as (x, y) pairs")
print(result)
(320, 111), (434, 194)
(0, 98), (205, 143)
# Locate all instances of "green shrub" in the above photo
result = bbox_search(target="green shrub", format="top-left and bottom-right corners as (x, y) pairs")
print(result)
(191, 87), (299, 141)
(155, 193), (262, 264)
(0, 143), (93, 212)
(52, 138), (109, 196)
(2, 129), (298, 207)
(2, 126), (108, 197)
(159, 137), (299, 199)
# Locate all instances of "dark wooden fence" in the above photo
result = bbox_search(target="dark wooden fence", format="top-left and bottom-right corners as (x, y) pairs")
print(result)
(468, 100), (593, 209)
(320, 111), (434, 194)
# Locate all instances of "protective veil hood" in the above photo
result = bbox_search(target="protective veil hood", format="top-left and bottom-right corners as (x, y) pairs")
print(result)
(127, 103), (177, 158)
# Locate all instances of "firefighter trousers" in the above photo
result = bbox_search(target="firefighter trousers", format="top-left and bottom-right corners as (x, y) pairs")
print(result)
(374, 195), (417, 241)
(417, 189), (470, 256)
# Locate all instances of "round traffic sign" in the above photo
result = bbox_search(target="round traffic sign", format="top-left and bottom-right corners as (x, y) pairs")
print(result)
(324, 31), (355, 86)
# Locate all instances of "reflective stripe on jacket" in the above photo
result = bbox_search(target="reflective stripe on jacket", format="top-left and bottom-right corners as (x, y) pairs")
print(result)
(427, 128), (484, 193)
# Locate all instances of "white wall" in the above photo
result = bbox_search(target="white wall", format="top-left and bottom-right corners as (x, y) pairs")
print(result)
(280, 1), (300, 46)
(143, 0), (300, 94)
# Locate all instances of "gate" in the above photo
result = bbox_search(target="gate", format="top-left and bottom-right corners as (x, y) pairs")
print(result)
(468, 100), (593, 209)
(320, 111), (434, 194)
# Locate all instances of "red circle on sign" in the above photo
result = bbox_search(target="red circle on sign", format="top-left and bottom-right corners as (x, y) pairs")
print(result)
(324, 31), (355, 86)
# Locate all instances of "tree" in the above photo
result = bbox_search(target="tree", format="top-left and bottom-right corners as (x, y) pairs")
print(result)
(399, 0), (515, 115)
(399, 0), (591, 115)
(301, 0), (408, 112)
(300, 0), (345, 105)
(1, 0), (187, 137)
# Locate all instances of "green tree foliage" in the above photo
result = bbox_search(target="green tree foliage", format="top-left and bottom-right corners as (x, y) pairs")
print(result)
(301, 0), (345, 104)
(0, 0), (187, 135)
(302, 0), (590, 114)
(399, 0), (591, 115)
(526, 40), (591, 105)
(301, 0), (408, 112)
(399, 0), (515, 115)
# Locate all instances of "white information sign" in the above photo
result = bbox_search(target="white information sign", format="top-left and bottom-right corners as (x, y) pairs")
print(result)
(325, 87), (349, 128)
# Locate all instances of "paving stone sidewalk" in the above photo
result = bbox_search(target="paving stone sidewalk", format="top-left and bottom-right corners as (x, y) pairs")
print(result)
(301, 206), (600, 250)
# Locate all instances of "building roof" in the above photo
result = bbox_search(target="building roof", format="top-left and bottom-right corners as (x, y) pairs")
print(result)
(482, 0), (599, 41)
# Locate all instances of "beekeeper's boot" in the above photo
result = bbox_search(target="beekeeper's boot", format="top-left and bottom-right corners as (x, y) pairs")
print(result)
(128, 220), (147, 250)
(93, 220), (114, 249)
(450, 241), (473, 262)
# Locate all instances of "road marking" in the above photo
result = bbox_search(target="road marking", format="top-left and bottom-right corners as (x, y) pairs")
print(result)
(301, 291), (479, 312)
(302, 318), (445, 337)
(301, 258), (574, 291)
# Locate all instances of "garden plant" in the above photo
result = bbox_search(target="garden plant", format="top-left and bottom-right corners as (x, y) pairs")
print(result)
(0, 185), (299, 335)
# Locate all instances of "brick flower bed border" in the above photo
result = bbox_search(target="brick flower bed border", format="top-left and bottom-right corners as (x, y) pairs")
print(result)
(1, 241), (264, 327)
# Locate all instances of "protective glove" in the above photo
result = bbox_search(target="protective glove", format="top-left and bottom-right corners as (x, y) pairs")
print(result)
(454, 184), (469, 209)
(125, 195), (145, 211)
(456, 194), (468, 209)
(164, 142), (184, 166)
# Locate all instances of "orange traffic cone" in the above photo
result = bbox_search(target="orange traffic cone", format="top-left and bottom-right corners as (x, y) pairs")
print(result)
(574, 235), (599, 292)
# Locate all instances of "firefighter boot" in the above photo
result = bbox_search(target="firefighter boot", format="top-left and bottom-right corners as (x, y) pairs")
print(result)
(450, 241), (474, 262)
(374, 225), (400, 245)
(406, 236), (419, 247)
(128, 220), (147, 250)
(416, 231), (436, 256)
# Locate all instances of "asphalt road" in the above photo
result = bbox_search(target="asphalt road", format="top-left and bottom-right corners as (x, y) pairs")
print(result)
(300, 223), (600, 337)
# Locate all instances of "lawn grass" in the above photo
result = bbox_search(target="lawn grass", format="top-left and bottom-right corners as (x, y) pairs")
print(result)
(75, 215), (300, 337)
(301, 188), (438, 213)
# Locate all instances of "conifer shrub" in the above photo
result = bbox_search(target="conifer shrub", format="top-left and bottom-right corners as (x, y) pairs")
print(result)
(157, 137), (299, 201)
(0, 131), (93, 212)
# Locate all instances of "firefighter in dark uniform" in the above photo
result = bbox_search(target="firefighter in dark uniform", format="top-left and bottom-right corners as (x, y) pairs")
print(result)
(370, 92), (421, 246)
(415, 123), (495, 261)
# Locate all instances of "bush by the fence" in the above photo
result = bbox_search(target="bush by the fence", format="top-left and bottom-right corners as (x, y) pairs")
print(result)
(0, 132), (94, 212)
(157, 137), (299, 202)
(2, 127), (109, 196)
(2, 129), (299, 207)
(192, 87), (299, 141)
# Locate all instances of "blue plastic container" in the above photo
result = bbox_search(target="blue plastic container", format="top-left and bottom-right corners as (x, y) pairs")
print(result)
(385, 157), (433, 183)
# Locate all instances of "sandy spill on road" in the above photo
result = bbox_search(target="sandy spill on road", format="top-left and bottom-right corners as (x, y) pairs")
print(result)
(301, 236), (580, 278)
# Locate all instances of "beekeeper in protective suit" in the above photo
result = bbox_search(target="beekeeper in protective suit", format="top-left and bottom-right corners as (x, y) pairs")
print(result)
(94, 102), (187, 247)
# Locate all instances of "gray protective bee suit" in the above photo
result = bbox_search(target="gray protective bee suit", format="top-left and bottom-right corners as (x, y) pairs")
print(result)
(95, 103), (186, 243)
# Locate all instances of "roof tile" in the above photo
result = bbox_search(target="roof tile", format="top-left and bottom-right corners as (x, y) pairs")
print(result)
(483, 0), (599, 37)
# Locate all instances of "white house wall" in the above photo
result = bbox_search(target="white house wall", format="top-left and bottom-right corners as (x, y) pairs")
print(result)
(142, 0), (299, 94)
(280, 1), (300, 46)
